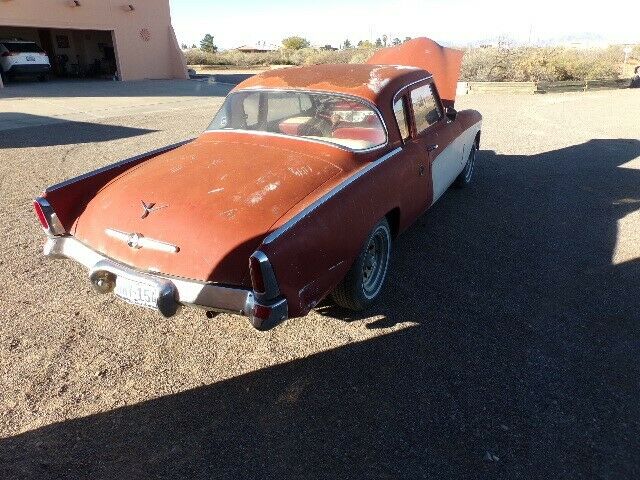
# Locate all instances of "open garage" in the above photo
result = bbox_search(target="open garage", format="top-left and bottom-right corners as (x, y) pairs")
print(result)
(1, 26), (116, 81)
(0, 0), (186, 88)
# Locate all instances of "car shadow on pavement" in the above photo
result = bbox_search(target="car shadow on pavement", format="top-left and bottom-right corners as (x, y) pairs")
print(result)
(0, 114), (157, 147)
(1, 139), (639, 479)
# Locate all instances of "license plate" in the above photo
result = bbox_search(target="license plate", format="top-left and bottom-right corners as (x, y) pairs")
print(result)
(114, 276), (159, 310)
(26, 56), (36, 62)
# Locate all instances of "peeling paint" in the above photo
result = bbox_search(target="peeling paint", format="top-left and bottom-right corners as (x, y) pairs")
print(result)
(247, 181), (280, 205)
(367, 67), (391, 94)
(221, 209), (237, 219)
(288, 165), (313, 177)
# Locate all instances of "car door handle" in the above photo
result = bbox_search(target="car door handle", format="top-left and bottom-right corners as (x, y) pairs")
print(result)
(418, 165), (425, 176)
(426, 144), (439, 152)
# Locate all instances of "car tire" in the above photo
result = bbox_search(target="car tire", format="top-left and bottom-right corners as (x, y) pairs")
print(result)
(454, 143), (477, 188)
(331, 218), (392, 311)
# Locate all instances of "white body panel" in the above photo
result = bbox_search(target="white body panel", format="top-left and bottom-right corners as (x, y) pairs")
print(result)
(431, 121), (482, 204)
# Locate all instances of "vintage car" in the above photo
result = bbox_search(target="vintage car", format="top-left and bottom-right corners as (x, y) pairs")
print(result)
(34, 38), (482, 330)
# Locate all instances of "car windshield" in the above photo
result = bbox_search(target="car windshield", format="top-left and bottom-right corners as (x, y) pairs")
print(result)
(2, 42), (44, 53)
(208, 90), (387, 150)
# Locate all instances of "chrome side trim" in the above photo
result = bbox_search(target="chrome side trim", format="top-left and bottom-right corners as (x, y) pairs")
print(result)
(45, 139), (194, 192)
(35, 197), (66, 236)
(43, 236), (253, 315)
(263, 146), (403, 245)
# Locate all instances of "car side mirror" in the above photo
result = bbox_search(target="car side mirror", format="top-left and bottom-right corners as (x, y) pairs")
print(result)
(445, 107), (457, 122)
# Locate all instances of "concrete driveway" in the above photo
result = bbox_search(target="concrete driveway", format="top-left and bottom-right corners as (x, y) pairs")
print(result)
(1, 82), (639, 479)
(0, 78), (232, 131)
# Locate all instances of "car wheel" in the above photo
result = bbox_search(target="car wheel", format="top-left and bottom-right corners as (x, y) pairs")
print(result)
(454, 143), (477, 188)
(331, 218), (392, 311)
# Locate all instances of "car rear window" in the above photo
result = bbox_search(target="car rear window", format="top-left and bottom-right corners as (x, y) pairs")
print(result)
(208, 90), (387, 151)
(1, 42), (44, 53)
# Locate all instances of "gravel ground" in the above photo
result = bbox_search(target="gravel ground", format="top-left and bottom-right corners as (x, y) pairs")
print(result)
(1, 84), (639, 479)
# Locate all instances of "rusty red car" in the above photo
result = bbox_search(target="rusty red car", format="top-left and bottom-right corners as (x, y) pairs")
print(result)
(34, 38), (482, 330)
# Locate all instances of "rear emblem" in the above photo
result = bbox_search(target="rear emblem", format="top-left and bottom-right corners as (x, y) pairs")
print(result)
(105, 228), (180, 253)
(140, 200), (167, 219)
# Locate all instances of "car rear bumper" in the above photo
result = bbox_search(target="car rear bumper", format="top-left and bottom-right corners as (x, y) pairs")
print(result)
(43, 235), (288, 330)
(6, 64), (51, 75)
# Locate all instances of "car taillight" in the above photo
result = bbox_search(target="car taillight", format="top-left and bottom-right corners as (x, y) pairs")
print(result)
(252, 304), (272, 321)
(33, 200), (49, 229)
(249, 255), (266, 294)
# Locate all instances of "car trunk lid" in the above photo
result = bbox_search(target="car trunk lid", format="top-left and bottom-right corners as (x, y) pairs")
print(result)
(73, 134), (343, 285)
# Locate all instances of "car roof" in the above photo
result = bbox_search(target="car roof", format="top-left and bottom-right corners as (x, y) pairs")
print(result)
(233, 63), (432, 105)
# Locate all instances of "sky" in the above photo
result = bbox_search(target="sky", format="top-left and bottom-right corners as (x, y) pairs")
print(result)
(169, 0), (639, 49)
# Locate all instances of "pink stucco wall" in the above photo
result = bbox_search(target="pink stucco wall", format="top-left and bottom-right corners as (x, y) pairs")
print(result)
(0, 0), (187, 83)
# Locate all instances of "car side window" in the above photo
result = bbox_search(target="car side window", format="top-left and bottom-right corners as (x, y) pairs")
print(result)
(242, 93), (260, 127)
(410, 84), (442, 135)
(393, 98), (410, 141)
(266, 92), (311, 122)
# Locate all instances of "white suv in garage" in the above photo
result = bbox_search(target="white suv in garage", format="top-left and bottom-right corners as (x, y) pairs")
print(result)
(0, 39), (51, 83)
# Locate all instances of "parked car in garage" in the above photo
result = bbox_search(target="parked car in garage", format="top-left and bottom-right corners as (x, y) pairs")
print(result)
(0, 39), (51, 83)
(33, 38), (482, 330)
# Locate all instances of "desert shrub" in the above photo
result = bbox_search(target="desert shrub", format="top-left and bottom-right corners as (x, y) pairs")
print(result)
(460, 46), (623, 82)
(186, 45), (631, 82)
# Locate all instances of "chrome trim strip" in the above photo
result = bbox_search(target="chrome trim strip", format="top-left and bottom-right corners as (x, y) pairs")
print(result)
(43, 236), (254, 315)
(46, 139), (194, 193)
(206, 89), (389, 154)
(104, 228), (180, 254)
(202, 129), (387, 154)
(391, 76), (433, 106)
(263, 146), (403, 245)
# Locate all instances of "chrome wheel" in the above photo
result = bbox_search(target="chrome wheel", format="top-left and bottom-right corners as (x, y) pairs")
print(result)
(463, 145), (476, 182)
(361, 224), (390, 300)
(455, 144), (477, 188)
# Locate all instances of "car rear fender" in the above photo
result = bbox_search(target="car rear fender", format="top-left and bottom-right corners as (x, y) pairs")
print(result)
(259, 147), (405, 317)
(37, 140), (192, 234)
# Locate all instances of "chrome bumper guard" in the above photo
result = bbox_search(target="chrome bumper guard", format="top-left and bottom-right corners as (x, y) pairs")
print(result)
(43, 236), (288, 330)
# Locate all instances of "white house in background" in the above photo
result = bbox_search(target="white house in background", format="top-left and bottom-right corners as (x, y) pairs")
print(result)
(235, 41), (279, 53)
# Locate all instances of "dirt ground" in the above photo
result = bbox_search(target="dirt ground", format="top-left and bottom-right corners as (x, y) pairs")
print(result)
(1, 82), (639, 479)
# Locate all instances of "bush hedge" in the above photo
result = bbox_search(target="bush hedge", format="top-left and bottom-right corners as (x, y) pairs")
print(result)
(185, 45), (637, 82)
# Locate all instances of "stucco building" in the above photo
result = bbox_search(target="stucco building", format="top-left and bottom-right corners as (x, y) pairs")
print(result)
(0, 0), (187, 88)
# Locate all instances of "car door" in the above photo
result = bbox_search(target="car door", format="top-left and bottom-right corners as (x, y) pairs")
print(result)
(390, 94), (432, 222)
(407, 82), (462, 205)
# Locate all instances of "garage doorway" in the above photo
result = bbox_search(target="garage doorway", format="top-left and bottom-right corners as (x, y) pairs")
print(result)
(0, 26), (117, 83)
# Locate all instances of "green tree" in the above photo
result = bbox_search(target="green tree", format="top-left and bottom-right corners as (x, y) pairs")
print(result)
(200, 34), (217, 53)
(282, 36), (310, 50)
(375, 38), (383, 47)
(382, 35), (388, 47)
(181, 43), (188, 50)
(392, 37), (402, 46)
(191, 44), (197, 49)
(342, 39), (352, 49)
(404, 36), (412, 43)
(357, 40), (374, 48)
